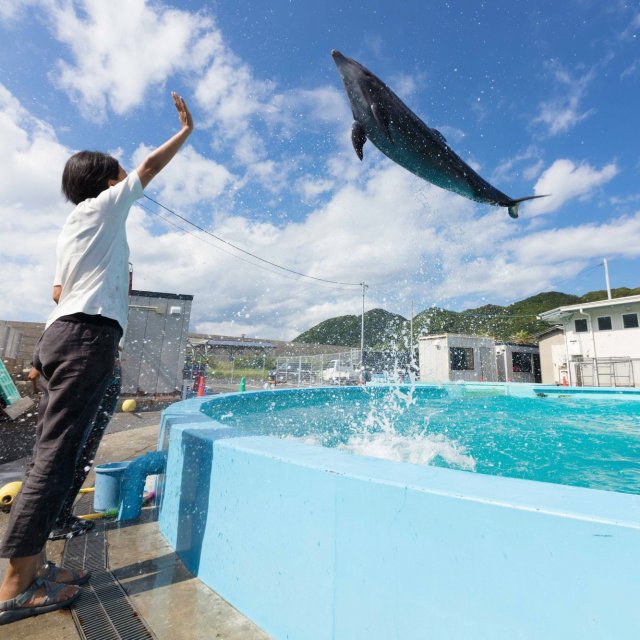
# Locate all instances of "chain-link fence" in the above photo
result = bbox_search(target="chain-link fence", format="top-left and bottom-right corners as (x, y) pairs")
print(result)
(273, 350), (362, 386)
(272, 349), (414, 387)
(182, 347), (414, 396)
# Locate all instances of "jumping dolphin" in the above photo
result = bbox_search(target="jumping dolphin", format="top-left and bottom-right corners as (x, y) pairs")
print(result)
(332, 50), (546, 218)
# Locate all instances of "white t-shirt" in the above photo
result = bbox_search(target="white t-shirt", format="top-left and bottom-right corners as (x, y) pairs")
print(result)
(46, 171), (143, 332)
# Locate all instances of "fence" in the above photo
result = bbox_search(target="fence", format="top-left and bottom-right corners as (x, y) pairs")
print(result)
(182, 348), (413, 394)
(572, 357), (638, 387)
(273, 350), (362, 386)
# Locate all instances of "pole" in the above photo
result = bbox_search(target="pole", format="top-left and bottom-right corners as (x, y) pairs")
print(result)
(410, 301), (414, 357)
(360, 282), (368, 366)
(603, 258), (612, 300)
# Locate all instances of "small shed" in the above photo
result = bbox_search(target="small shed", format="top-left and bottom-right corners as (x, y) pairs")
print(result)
(494, 343), (541, 383)
(418, 334), (497, 383)
(121, 290), (193, 396)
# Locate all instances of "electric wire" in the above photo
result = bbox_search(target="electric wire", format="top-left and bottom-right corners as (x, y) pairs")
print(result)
(142, 194), (363, 288)
(136, 201), (360, 291)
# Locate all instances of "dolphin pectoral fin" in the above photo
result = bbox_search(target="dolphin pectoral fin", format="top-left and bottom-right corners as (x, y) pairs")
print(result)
(351, 121), (367, 160)
(370, 103), (393, 143)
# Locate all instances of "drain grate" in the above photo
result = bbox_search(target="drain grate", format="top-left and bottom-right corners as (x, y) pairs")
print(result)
(62, 496), (156, 640)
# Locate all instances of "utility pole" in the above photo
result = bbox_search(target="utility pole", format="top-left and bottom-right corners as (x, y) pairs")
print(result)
(410, 301), (414, 358)
(603, 258), (612, 300)
(360, 282), (368, 366)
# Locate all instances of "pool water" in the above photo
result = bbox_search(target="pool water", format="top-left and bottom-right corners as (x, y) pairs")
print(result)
(204, 385), (640, 495)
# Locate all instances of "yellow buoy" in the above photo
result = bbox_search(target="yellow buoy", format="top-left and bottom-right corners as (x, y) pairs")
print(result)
(121, 398), (137, 413)
(1, 481), (23, 512)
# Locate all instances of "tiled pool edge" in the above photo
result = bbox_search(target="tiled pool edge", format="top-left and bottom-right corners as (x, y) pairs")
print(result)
(156, 385), (640, 639)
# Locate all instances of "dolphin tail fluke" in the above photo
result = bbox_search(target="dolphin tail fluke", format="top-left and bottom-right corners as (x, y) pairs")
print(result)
(506, 194), (549, 219)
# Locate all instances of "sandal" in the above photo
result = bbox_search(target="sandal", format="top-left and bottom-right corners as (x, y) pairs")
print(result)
(39, 561), (91, 586)
(0, 578), (80, 625)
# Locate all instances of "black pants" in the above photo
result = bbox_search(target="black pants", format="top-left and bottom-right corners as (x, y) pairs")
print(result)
(55, 363), (122, 526)
(0, 317), (120, 558)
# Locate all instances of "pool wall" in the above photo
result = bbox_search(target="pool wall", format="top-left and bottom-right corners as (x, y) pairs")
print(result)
(157, 385), (640, 639)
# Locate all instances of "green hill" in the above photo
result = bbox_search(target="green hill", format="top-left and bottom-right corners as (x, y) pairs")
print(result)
(292, 288), (638, 347)
(293, 308), (409, 349)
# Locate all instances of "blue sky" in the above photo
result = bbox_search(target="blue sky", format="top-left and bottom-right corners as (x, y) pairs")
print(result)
(1, 1), (638, 339)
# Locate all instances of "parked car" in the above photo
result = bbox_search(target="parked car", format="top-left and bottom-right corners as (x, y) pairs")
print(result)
(272, 363), (314, 384)
(322, 360), (357, 385)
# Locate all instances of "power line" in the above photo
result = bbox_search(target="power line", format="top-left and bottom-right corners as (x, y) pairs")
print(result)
(142, 194), (363, 288)
(136, 201), (334, 287)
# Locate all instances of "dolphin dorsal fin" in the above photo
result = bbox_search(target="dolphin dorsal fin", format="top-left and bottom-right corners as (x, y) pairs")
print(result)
(429, 127), (447, 144)
(351, 121), (367, 160)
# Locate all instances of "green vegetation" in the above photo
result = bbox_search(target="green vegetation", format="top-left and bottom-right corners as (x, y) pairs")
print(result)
(293, 288), (638, 347)
(193, 355), (277, 381)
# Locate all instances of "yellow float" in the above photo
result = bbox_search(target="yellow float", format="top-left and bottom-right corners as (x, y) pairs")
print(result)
(121, 398), (137, 412)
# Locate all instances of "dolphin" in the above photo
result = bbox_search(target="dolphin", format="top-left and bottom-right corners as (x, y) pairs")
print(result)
(332, 50), (546, 218)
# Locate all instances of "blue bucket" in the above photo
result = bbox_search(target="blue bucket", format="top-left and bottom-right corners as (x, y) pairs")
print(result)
(94, 461), (130, 512)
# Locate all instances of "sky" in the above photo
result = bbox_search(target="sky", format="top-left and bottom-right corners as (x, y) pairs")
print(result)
(1, 0), (639, 340)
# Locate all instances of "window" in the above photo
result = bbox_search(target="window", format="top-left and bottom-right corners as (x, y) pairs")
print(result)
(511, 351), (532, 373)
(574, 319), (588, 333)
(449, 347), (474, 371)
(597, 316), (612, 331)
(623, 313), (639, 329)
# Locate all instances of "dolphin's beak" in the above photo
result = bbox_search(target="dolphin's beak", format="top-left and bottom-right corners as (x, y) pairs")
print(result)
(331, 50), (345, 63)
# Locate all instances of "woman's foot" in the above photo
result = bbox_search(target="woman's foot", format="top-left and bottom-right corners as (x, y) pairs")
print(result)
(37, 561), (91, 585)
(0, 578), (79, 625)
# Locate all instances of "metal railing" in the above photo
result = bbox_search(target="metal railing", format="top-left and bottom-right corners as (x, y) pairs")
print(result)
(572, 357), (637, 387)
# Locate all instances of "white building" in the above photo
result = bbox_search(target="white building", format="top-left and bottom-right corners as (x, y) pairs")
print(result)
(418, 335), (497, 383)
(538, 295), (640, 387)
(535, 326), (565, 385)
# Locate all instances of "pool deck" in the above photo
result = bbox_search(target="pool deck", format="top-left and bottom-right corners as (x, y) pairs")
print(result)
(0, 411), (270, 640)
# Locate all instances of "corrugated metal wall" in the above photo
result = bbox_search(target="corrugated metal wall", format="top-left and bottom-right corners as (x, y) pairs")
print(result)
(121, 290), (193, 395)
(0, 325), (22, 359)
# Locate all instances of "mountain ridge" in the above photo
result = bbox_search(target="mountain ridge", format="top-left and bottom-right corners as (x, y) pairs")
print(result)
(292, 288), (640, 348)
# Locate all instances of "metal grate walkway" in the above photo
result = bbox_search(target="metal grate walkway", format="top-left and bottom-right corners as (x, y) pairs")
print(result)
(62, 496), (156, 640)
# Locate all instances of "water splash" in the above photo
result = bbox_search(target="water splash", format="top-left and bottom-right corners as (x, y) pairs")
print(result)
(338, 431), (476, 470)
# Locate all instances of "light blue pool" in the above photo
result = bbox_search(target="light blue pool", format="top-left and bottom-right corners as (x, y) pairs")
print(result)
(157, 383), (640, 639)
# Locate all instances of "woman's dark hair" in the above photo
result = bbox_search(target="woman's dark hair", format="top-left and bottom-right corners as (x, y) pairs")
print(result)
(61, 151), (120, 205)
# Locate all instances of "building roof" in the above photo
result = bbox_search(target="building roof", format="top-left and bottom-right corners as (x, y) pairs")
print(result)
(206, 339), (275, 349)
(130, 289), (194, 301)
(538, 294), (640, 323)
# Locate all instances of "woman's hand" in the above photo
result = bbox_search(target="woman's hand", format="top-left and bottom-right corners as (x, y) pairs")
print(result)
(172, 92), (193, 132)
(136, 92), (194, 189)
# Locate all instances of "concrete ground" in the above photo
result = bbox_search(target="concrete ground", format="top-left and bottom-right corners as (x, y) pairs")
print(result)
(0, 410), (270, 639)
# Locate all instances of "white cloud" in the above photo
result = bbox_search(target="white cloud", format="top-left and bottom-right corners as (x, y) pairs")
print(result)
(0, 0), (37, 20)
(46, 0), (217, 120)
(512, 212), (640, 263)
(525, 159), (618, 215)
(534, 61), (597, 136)
(0, 84), (71, 319)
(491, 146), (543, 184)
(132, 144), (237, 209)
